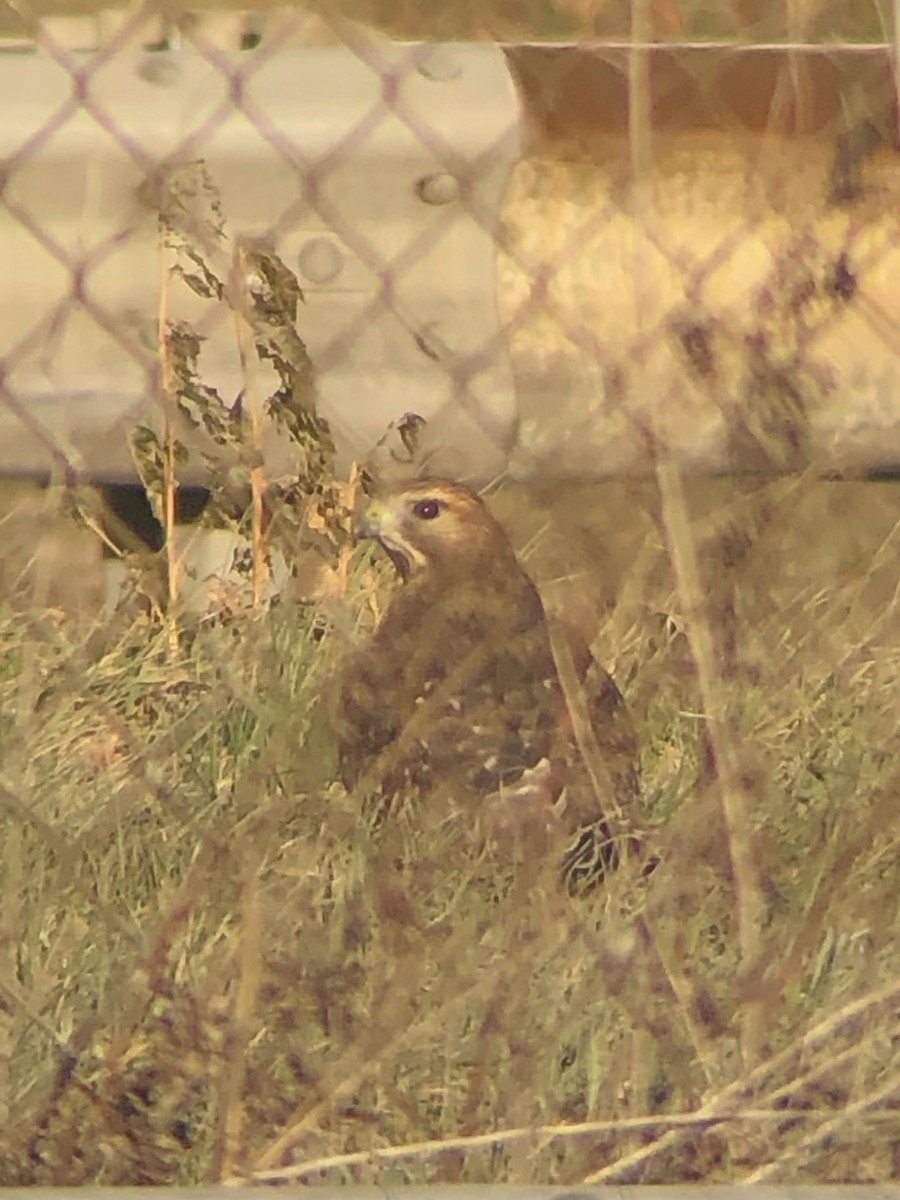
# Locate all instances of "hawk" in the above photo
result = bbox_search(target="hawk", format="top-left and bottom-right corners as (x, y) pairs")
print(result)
(338, 479), (643, 895)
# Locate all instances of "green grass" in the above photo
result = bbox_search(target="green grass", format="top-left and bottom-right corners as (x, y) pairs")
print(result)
(1, 472), (899, 1185)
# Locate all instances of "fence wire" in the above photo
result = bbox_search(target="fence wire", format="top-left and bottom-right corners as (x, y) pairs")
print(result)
(1, 1), (900, 1190)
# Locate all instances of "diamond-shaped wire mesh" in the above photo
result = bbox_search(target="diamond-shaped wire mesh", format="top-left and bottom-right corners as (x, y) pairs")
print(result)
(4, 8), (900, 488)
(1, 1), (900, 1189)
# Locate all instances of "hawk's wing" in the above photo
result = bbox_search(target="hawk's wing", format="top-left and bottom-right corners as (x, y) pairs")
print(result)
(546, 615), (644, 894)
(338, 582), (568, 811)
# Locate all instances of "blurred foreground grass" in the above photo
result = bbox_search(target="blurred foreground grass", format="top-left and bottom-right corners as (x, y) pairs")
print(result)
(0, 471), (898, 1185)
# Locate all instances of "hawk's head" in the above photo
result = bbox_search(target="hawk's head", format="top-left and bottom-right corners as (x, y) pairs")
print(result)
(354, 480), (516, 583)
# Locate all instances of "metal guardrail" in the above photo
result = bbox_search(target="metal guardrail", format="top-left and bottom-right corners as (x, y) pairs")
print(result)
(2, 18), (900, 487)
(0, 30), (521, 484)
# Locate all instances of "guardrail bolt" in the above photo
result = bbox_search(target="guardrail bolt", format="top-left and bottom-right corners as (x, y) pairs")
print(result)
(297, 236), (344, 285)
(416, 173), (459, 205)
(416, 45), (462, 82)
(136, 53), (182, 86)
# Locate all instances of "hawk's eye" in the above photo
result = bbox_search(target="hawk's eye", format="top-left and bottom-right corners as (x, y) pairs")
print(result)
(411, 498), (441, 521)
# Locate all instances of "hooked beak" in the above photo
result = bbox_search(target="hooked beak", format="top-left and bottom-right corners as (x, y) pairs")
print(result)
(352, 499), (387, 543)
(351, 498), (415, 582)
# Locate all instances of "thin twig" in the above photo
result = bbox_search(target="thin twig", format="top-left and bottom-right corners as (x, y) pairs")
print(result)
(158, 225), (180, 621)
(250, 1107), (804, 1184)
(765, 1014), (900, 1111)
(655, 460), (768, 1068)
(582, 974), (900, 1184)
(212, 856), (263, 1181)
(636, 912), (722, 1089)
(747, 1065), (900, 1183)
(233, 244), (269, 609)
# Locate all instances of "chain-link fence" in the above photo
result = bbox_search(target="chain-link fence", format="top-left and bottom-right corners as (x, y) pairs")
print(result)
(3, 8), (900, 489)
(1, 0), (900, 1188)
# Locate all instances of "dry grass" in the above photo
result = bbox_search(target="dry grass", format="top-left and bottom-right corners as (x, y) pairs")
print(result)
(1, 0), (900, 1184)
(0, 469), (899, 1186)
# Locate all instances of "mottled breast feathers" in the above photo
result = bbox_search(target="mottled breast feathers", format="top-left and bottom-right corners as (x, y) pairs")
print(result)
(338, 479), (642, 895)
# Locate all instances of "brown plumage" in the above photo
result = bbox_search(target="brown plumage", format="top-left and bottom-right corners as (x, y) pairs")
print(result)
(338, 479), (643, 895)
